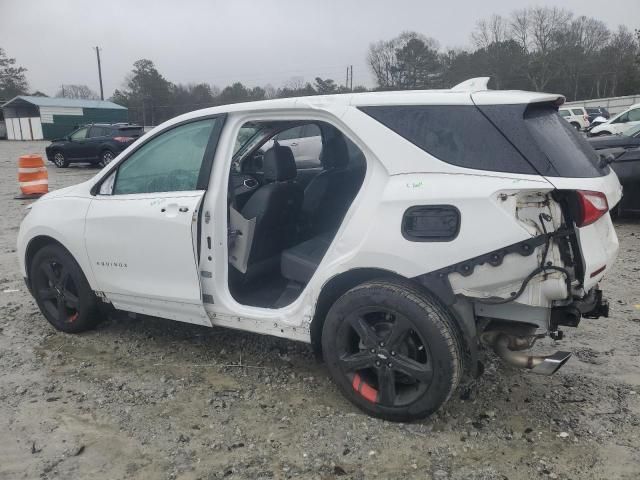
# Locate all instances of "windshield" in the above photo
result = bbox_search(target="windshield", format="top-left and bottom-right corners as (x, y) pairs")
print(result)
(234, 125), (260, 154)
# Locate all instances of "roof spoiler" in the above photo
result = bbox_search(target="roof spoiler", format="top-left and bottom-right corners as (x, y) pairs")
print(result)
(451, 77), (490, 92)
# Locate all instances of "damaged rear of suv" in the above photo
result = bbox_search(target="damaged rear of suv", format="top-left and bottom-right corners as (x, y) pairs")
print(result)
(320, 82), (621, 420)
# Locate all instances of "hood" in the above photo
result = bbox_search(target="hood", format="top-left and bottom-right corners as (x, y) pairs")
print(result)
(37, 181), (90, 202)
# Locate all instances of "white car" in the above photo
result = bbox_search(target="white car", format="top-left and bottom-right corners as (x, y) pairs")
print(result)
(261, 123), (322, 168)
(590, 102), (640, 136)
(558, 106), (590, 130)
(18, 78), (621, 421)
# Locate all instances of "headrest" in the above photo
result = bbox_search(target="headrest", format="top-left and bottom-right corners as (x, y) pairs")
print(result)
(263, 144), (297, 182)
(320, 135), (349, 169)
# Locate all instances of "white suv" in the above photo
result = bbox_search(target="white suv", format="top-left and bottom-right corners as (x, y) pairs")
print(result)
(17, 79), (621, 421)
(558, 106), (590, 130)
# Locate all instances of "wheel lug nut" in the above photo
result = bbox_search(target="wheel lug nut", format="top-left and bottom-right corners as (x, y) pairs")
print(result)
(390, 351), (396, 356)
(375, 360), (381, 367)
(370, 348), (376, 353)
(387, 362), (393, 368)
(378, 341), (384, 347)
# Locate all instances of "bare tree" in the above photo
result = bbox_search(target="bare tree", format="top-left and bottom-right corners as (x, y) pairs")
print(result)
(507, 7), (572, 91)
(56, 84), (99, 99)
(472, 15), (508, 49)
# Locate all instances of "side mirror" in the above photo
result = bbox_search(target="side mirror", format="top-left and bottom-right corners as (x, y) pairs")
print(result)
(66, 135), (73, 141)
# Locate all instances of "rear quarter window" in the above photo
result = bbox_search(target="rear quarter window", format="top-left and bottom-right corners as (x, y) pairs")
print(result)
(478, 103), (608, 178)
(359, 105), (536, 175)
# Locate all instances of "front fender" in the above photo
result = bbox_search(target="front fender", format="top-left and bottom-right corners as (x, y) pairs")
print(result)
(17, 196), (95, 288)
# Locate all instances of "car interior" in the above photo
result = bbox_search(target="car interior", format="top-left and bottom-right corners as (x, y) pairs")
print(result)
(227, 120), (367, 308)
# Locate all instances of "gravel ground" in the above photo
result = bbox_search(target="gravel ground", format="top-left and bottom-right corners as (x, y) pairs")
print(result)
(1, 140), (639, 480)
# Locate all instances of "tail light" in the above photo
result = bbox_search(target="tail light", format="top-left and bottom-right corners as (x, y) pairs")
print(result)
(576, 190), (608, 227)
(114, 136), (134, 143)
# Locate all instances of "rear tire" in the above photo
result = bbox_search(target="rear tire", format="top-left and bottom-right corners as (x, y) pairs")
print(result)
(570, 122), (581, 130)
(52, 151), (68, 168)
(321, 279), (461, 422)
(30, 244), (103, 333)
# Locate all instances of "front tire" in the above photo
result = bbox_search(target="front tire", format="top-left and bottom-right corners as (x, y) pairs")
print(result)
(570, 122), (581, 130)
(98, 149), (115, 168)
(52, 151), (68, 168)
(322, 279), (462, 422)
(30, 244), (102, 333)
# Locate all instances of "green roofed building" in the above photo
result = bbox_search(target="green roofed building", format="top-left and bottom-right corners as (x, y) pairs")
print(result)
(1, 96), (128, 140)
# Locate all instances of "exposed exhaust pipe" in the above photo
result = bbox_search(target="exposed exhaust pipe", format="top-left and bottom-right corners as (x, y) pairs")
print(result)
(491, 334), (571, 376)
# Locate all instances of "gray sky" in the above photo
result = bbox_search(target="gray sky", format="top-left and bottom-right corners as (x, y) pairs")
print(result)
(1, 0), (638, 98)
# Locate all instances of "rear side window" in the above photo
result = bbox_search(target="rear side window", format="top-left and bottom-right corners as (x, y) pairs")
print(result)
(359, 105), (536, 174)
(88, 126), (106, 137)
(478, 103), (607, 178)
(571, 109), (584, 116)
(559, 110), (570, 117)
(116, 127), (143, 137)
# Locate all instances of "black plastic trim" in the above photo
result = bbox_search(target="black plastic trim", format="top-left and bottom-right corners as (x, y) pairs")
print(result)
(413, 229), (574, 305)
(401, 205), (460, 242)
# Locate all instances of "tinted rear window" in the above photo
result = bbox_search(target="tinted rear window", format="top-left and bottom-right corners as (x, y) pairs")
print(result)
(116, 127), (143, 137)
(477, 103), (608, 178)
(359, 105), (536, 175)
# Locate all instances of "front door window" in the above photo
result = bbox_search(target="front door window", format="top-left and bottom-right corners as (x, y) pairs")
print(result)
(113, 119), (218, 195)
(70, 127), (88, 140)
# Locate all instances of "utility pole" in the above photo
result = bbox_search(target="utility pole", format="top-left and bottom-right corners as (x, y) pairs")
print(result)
(95, 46), (104, 100)
(350, 65), (353, 91)
(61, 85), (65, 97)
(346, 67), (349, 89)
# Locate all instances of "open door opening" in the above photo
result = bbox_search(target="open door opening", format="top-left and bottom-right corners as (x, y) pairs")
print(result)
(227, 120), (366, 308)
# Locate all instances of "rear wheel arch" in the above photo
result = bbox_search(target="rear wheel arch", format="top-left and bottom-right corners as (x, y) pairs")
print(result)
(310, 268), (468, 361)
(311, 269), (401, 356)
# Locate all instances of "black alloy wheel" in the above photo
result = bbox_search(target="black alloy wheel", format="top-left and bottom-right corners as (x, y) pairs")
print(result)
(53, 152), (68, 168)
(322, 279), (462, 421)
(337, 306), (432, 407)
(30, 244), (102, 333)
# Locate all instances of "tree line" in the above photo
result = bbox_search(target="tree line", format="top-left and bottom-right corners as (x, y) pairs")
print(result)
(369, 7), (640, 100)
(1, 5), (639, 125)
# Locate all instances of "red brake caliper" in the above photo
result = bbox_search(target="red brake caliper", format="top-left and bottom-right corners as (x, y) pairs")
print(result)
(352, 373), (378, 403)
(68, 312), (79, 323)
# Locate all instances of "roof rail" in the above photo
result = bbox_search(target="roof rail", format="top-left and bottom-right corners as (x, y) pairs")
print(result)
(451, 77), (490, 92)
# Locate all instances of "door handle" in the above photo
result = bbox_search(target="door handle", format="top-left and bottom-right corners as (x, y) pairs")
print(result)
(290, 142), (298, 146)
(160, 204), (189, 215)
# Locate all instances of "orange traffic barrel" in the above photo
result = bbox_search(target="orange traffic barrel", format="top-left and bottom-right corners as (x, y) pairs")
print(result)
(17, 154), (48, 198)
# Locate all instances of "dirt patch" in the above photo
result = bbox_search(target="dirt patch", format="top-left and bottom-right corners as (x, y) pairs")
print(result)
(1, 140), (639, 479)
